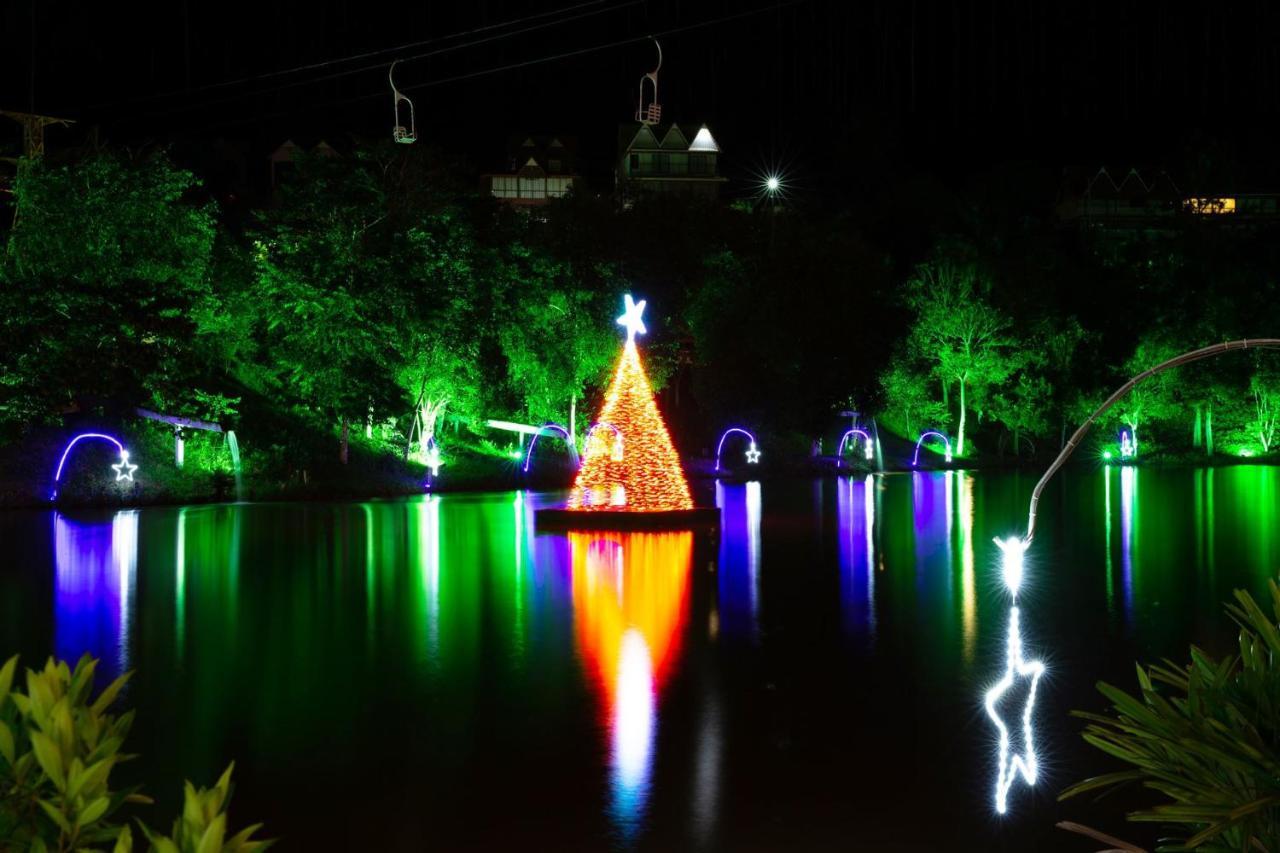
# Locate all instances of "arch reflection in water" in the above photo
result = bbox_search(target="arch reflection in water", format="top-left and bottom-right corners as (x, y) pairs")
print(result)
(715, 481), (761, 641)
(571, 531), (693, 841)
(53, 510), (138, 679)
(836, 475), (876, 643)
(1120, 466), (1137, 618)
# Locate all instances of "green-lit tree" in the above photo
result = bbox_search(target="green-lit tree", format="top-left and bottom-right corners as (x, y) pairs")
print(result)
(878, 362), (947, 440)
(254, 153), (403, 463)
(1250, 360), (1279, 454)
(0, 152), (217, 427)
(904, 257), (1020, 457)
(1115, 335), (1181, 456)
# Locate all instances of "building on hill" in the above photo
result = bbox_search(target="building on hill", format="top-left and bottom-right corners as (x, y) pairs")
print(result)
(1057, 166), (1280, 230)
(616, 122), (726, 202)
(481, 135), (580, 206)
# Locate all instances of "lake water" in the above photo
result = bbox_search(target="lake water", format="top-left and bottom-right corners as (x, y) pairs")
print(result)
(2, 466), (1278, 850)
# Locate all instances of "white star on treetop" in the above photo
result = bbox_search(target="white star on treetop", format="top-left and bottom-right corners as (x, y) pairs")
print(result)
(617, 294), (647, 343)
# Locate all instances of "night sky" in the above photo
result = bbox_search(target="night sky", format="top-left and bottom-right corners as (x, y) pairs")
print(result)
(7, 1), (1280, 196)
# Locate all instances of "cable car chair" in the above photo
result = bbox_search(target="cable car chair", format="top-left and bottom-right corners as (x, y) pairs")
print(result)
(389, 61), (417, 144)
(635, 39), (663, 125)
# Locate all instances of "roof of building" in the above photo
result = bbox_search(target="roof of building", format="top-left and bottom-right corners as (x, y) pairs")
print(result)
(617, 121), (719, 155)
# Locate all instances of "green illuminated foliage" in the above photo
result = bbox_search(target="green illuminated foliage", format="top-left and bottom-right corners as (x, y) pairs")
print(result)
(0, 153), (217, 427)
(903, 256), (1022, 457)
(0, 653), (269, 851)
(1062, 582), (1280, 850)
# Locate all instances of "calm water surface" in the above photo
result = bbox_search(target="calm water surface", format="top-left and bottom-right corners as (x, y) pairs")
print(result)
(2, 467), (1279, 850)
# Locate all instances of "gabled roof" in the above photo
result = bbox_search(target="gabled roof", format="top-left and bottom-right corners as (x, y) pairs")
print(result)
(618, 121), (720, 154)
(659, 125), (689, 150)
(687, 124), (719, 153)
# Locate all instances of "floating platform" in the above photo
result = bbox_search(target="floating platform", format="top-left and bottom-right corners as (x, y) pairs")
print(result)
(535, 507), (720, 531)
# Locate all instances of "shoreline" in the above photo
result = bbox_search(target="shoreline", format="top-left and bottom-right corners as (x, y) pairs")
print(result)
(6, 452), (1275, 511)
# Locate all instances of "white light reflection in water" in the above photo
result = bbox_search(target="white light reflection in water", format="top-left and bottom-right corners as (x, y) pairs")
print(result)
(957, 474), (976, 664)
(612, 628), (656, 827)
(53, 510), (138, 678)
(986, 536), (1041, 814)
(417, 496), (441, 666)
(1120, 466), (1137, 617)
(984, 605), (1044, 815)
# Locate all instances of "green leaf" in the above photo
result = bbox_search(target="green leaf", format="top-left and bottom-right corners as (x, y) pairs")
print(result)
(77, 795), (111, 827)
(90, 671), (133, 716)
(0, 654), (16, 706)
(38, 798), (72, 834)
(0, 719), (14, 766)
(113, 824), (134, 853)
(31, 730), (67, 791)
(196, 813), (227, 853)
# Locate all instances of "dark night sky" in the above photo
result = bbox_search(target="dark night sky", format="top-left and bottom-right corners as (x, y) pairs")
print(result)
(6, 1), (1280, 194)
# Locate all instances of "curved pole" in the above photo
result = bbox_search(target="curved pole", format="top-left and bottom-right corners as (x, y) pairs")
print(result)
(912, 431), (953, 467)
(837, 429), (873, 467)
(51, 433), (127, 500)
(715, 427), (757, 471)
(584, 422), (623, 461)
(523, 422), (579, 473)
(1024, 338), (1280, 541)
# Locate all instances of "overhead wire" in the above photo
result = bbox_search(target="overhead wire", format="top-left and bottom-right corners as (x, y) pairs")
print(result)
(119, 0), (644, 119)
(194, 0), (811, 131)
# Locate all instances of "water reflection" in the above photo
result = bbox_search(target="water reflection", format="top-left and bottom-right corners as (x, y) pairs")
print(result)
(957, 473), (977, 664)
(53, 510), (138, 678)
(836, 475), (876, 644)
(1120, 466), (1137, 620)
(715, 481), (762, 642)
(571, 532), (693, 842)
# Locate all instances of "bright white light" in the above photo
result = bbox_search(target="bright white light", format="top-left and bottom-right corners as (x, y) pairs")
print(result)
(765, 176), (780, 193)
(993, 536), (1028, 596)
(613, 629), (655, 810)
(745, 442), (761, 464)
(985, 606), (1044, 814)
(616, 294), (648, 343)
(112, 450), (137, 482)
(688, 125), (720, 153)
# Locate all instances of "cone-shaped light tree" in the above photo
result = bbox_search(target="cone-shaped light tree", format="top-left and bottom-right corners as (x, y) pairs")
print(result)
(568, 296), (693, 512)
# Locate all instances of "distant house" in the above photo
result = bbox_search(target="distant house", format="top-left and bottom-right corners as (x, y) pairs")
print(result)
(269, 138), (340, 189)
(616, 122), (726, 201)
(481, 135), (580, 206)
(1058, 167), (1280, 228)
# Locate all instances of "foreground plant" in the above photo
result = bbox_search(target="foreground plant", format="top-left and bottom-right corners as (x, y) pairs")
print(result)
(1060, 581), (1280, 851)
(0, 654), (270, 852)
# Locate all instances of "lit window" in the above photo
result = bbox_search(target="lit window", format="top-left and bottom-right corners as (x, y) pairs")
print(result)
(1185, 197), (1236, 214)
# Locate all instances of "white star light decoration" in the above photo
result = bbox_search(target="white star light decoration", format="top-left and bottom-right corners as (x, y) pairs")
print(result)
(617, 294), (647, 343)
(985, 535), (1044, 815)
(111, 450), (137, 482)
(745, 442), (761, 464)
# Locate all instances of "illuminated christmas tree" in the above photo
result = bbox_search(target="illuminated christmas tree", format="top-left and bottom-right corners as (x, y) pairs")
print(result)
(568, 295), (693, 512)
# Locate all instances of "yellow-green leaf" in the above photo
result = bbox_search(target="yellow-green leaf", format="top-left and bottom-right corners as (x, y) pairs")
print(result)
(77, 795), (111, 827)
(0, 654), (17, 706)
(196, 813), (227, 853)
(37, 798), (72, 834)
(113, 824), (134, 853)
(0, 719), (14, 766)
(31, 730), (67, 791)
(90, 671), (133, 717)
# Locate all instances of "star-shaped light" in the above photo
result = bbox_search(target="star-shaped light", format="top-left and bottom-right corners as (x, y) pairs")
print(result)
(985, 606), (1045, 814)
(616, 294), (647, 343)
(745, 442), (761, 464)
(112, 450), (137, 482)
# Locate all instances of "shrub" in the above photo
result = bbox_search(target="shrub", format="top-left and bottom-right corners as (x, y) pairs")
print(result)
(1060, 581), (1280, 850)
(0, 654), (270, 852)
